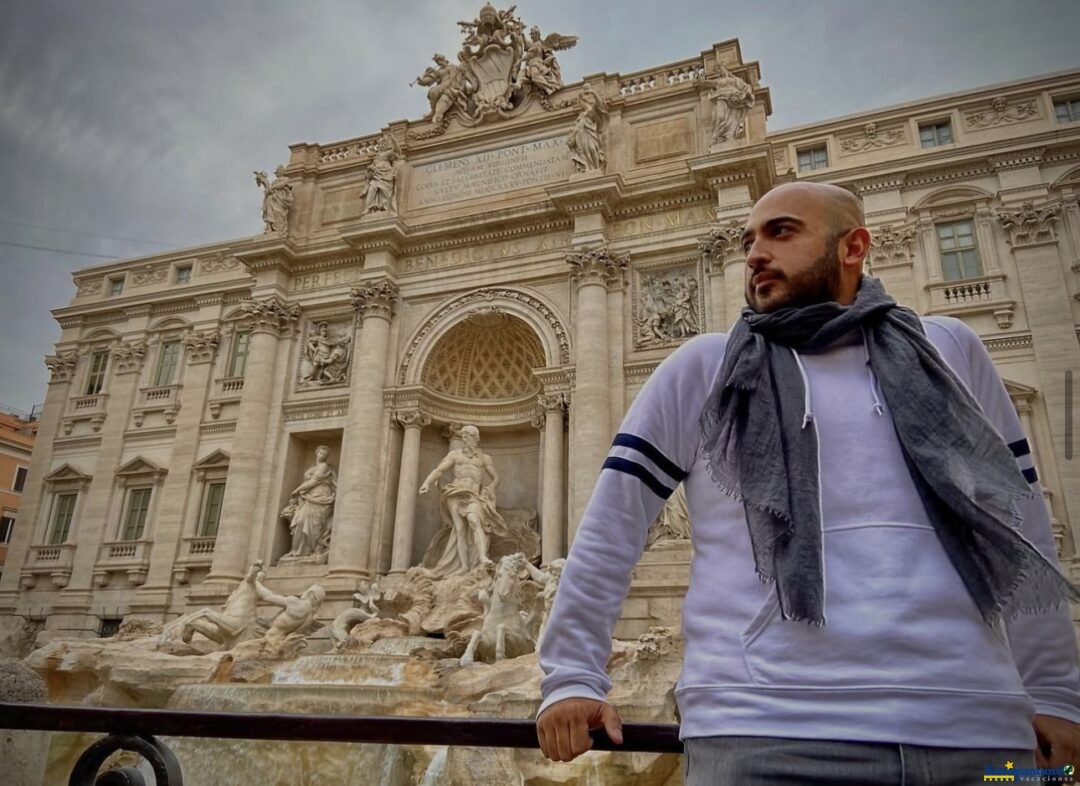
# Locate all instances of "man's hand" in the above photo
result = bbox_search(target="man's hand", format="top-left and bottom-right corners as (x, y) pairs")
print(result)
(536, 698), (623, 762)
(1033, 714), (1079, 770)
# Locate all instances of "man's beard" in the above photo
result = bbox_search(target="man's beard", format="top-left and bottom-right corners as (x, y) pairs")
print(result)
(745, 248), (842, 313)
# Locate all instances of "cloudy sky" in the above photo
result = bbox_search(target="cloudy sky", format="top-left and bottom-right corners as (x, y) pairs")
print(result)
(1, 0), (1078, 413)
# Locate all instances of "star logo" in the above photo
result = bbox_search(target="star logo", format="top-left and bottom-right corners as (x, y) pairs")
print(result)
(1004, 761), (1014, 770)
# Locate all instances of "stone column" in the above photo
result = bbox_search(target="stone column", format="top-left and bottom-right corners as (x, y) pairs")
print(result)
(329, 279), (399, 580)
(699, 220), (744, 330)
(567, 246), (628, 538)
(133, 329), (221, 611)
(389, 409), (429, 574)
(0, 352), (78, 602)
(207, 298), (298, 584)
(867, 223), (918, 309)
(538, 393), (567, 563)
(997, 202), (1080, 528)
(64, 340), (147, 599)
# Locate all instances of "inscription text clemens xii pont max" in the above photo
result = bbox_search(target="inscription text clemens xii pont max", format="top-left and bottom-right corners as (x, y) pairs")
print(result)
(409, 137), (573, 209)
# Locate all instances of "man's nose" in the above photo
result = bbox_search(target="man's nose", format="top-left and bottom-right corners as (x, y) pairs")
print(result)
(745, 240), (771, 271)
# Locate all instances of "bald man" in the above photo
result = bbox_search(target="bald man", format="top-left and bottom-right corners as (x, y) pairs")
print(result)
(537, 183), (1080, 784)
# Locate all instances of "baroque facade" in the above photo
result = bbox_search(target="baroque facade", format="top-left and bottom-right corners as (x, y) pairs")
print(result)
(2, 23), (1080, 642)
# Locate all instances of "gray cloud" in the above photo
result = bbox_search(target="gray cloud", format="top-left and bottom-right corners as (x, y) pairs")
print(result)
(1, 0), (1078, 412)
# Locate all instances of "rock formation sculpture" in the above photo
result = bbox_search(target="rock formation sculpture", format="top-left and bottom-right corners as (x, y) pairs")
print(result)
(704, 65), (755, 145)
(254, 166), (293, 233)
(278, 446), (337, 564)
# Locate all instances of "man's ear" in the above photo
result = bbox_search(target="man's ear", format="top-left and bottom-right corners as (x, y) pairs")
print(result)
(841, 227), (872, 272)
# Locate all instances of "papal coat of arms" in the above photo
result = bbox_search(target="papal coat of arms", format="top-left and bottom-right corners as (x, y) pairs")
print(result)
(411, 3), (577, 136)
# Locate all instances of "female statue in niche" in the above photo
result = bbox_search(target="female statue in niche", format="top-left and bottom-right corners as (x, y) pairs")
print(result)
(280, 445), (337, 562)
(566, 83), (607, 173)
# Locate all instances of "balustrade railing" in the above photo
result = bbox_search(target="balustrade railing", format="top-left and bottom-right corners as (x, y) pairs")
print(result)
(0, 702), (682, 786)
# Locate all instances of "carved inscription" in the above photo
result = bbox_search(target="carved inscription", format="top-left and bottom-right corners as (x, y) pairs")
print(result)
(402, 232), (572, 274)
(609, 204), (714, 240)
(634, 117), (691, 163)
(409, 137), (573, 209)
(290, 267), (364, 292)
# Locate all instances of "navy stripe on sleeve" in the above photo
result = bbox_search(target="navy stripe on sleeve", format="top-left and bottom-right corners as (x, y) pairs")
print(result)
(1021, 466), (1038, 484)
(1008, 438), (1031, 459)
(602, 456), (676, 500)
(611, 433), (688, 482)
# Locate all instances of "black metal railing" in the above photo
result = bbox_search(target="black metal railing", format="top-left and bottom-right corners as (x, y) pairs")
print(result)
(0, 702), (683, 785)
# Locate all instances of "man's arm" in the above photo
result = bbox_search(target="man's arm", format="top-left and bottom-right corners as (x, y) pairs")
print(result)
(947, 319), (1079, 765)
(536, 334), (725, 761)
(419, 453), (455, 494)
(254, 576), (289, 608)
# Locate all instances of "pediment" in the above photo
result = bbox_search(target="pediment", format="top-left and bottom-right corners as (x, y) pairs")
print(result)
(116, 456), (168, 479)
(193, 449), (231, 470)
(1003, 379), (1037, 401)
(43, 463), (93, 483)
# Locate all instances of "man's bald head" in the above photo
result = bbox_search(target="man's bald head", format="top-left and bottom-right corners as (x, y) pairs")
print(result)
(758, 182), (864, 236)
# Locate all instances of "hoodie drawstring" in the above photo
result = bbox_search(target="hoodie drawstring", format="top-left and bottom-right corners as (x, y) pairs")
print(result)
(861, 328), (885, 417)
(790, 348), (814, 428)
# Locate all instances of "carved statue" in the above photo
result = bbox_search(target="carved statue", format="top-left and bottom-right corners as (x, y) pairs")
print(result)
(278, 446), (337, 564)
(253, 572), (326, 657)
(524, 558), (565, 644)
(419, 425), (511, 578)
(460, 552), (542, 665)
(330, 584), (381, 651)
(409, 5), (577, 137)
(414, 53), (472, 128)
(254, 166), (293, 233)
(637, 271), (701, 346)
(364, 134), (402, 214)
(646, 485), (691, 548)
(516, 25), (576, 96)
(705, 65), (755, 145)
(566, 84), (606, 173)
(158, 561), (263, 651)
(299, 322), (352, 386)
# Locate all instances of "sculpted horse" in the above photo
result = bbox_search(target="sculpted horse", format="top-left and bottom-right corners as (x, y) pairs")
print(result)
(459, 552), (540, 666)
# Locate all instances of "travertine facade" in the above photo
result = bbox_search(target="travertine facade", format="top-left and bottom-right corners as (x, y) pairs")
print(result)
(2, 24), (1079, 645)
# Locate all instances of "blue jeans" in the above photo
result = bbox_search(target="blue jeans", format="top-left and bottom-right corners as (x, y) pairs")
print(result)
(683, 736), (1035, 785)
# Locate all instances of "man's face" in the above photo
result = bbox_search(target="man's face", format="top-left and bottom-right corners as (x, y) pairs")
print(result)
(740, 189), (843, 313)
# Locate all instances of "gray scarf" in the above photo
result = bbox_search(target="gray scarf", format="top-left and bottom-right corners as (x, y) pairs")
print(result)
(701, 276), (1078, 626)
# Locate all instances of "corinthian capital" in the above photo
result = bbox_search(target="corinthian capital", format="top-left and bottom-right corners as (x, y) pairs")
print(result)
(566, 245), (629, 288)
(394, 409), (431, 429)
(350, 279), (400, 320)
(44, 351), (79, 384)
(183, 330), (221, 364)
(110, 340), (147, 375)
(997, 201), (1060, 248)
(240, 296), (300, 336)
(698, 219), (745, 268)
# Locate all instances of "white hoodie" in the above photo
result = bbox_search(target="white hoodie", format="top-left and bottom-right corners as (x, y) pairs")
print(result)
(538, 316), (1080, 747)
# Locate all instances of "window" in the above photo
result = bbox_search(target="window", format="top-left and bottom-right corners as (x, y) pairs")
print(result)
(199, 482), (226, 536)
(0, 516), (14, 544)
(48, 493), (78, 544)
(99, 618), (122, 638)
(154, 340), (180, 386)
(108, 277), (124, 296)
(1055, 97), (1080, 124)
(175, 265), (192, 284)
(228, 332), (250, 377)
(937, 220), (983, 281)
(120, 487), (152, 540)
(919, 120), (953, 148)
(85, 350), (109, 395)
(797, 145), (829, 172)
(13, 466), (28, 493)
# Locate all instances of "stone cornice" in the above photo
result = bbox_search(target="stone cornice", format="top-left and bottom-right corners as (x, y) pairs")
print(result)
(686, 145), (774, 199)
(339, 215), (409, 255)
(546, 174), (627, 218)
(282, 396), (350, 422)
